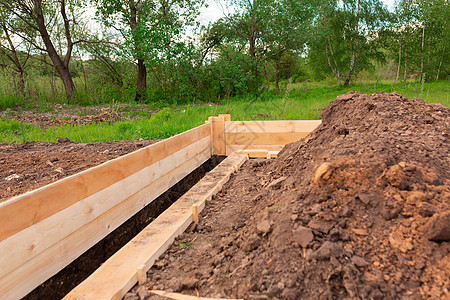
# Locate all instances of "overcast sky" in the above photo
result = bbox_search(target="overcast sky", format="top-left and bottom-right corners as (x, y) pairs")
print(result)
(198, 0), (397, 26)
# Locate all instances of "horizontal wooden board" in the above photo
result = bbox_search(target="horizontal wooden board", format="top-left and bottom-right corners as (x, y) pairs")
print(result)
(226, 132), (309, 146)
(235, 149), (279, 158)
(0, 136), (211, 281)
(150, 290), (243, 300)
(0, 148), (211, 300)
(224, 120), (321, 133)
(64, 154), (248, 300)
(0, 124), (210, 242)
(226, 144), (284, 156)
(236, 149), (269, 158)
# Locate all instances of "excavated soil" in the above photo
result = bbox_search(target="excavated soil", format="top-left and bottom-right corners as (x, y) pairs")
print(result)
(0, 140), (160, 202)
(129, 91), (449, 300)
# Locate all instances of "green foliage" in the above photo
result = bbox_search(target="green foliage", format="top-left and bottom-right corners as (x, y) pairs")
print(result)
(204, 46), (259, 98)
(0, 94), (25, 110)
(0, 0), (448, 105)
(178, 241), (193, 250)
(0, 81), (446, 144)
(308, 0), (390, 85)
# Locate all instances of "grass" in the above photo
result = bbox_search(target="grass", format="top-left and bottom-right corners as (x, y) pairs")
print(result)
(0, 80), (448, 144)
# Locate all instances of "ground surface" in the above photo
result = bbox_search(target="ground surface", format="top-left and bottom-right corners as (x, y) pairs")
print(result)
(0, 103), (155, 128)
(2, 91), (449, 299)
(0, 139), (158, 202)
(121, 91), (449, 299)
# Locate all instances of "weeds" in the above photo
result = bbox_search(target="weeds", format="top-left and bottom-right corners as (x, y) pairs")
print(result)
(0, 80), (447, 144)
(178, 241), (193, 250)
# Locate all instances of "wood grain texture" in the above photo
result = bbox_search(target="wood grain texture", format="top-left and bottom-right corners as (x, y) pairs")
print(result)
(224, 120), (321, 133)
(0, 124), (210, 242)
(0, 136), (211, 281)
(0, 148), (211, 300)
(150, 290), (243, 300)
(210, 115), (226, 156)
(225, 132), (309, 146)
(226, 144), (284, 156)
(63, 154), (248, 300)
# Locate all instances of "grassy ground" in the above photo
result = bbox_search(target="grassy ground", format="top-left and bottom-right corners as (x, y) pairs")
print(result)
(0, 80), (448, 144)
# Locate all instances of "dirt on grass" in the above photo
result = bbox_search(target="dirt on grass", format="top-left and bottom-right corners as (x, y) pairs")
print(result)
(0, 139), (159, 202)
(124, 91), (450, 300)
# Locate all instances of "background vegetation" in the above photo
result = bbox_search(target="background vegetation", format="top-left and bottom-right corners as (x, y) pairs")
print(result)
(0, 0), (448, 143)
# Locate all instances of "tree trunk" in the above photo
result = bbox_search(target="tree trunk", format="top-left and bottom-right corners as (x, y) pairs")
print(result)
(396, 42), (402, 84)
(420, 23), (425, 82)
(130, 2), (147, 102)
(135, 59), (147, 101)
(18, 71), (25, 94)
(436, 46), (445, 81)
(34, 1), (75, 96)
(326, 38), (341, 85)
(343, 0), (360, 88)
(275, 61), (280, 90)
(249, 1), (257, 59)
(427, 39), (432, 79)
(2, 23), (26, 96)
(403, 38), (408, 83)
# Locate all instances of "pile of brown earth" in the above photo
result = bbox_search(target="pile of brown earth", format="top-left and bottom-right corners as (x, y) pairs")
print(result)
(13, 110), (120, 128)
(129, 91), (449, 300)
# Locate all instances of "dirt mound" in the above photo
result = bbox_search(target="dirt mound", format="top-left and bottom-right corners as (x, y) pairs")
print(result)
(0, 140), (159, 202)
(137, 91), (449, 299)
(13, 110), (120, 128)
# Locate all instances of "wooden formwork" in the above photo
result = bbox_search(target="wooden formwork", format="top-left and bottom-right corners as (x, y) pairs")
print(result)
(0, 115), (320, 300)
(209, 114), (321, 157)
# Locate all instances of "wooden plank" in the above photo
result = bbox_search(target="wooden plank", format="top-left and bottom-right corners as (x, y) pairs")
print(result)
(137, 265), (146, 285)
(235, 149), (280, 159)
(63, 154), (248, 300)
(192, 204), (199, 223)
(236, 149), (268, 158)
(220, 114), (231, 122)
(0, 136), (211, 281)
(0, 124), (210, 242)
(0, 148), (211, 300)
(226, 144), (284, 156)
(209, 115), (226, 156)
(226, 132), (309, 146)
(224, 120), (321, 133)
(150, 290), (243, 300)
(267, 151), (279, 159)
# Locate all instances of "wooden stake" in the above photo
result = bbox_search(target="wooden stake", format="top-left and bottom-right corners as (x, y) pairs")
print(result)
(137, 264), (146, 285)
(192, 204), (199, 223)
(150, 290), (243, 300)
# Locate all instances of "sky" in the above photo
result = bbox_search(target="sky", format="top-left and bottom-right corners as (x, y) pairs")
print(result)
(198, 0), (397, 26)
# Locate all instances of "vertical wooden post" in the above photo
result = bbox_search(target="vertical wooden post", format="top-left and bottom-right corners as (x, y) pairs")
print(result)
(137, 264), (146, 285)
(209, 114), (230, 156)
(192, 204), (199, 223)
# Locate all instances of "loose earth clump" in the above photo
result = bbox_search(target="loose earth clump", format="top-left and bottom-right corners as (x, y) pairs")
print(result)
(132, 91), (449, 299)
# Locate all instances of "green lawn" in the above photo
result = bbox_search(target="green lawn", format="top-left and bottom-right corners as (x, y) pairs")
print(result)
(0, 80), (448, 144)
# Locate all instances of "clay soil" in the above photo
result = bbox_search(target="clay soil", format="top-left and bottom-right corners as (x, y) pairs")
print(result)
(0, 140), (159, 202)
(125, 92), (450, 300)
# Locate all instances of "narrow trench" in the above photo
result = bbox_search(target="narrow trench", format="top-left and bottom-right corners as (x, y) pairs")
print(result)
(24, 155), (225, 300)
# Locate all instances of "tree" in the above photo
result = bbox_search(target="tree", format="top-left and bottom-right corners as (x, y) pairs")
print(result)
(0, 0), (96, 97)
(309, 0), (389, 86)
(214, 0), (317, 91)
(0, 9), (33, 95)
(94, 0), (204, 101)
(390, 0), (449, 82)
